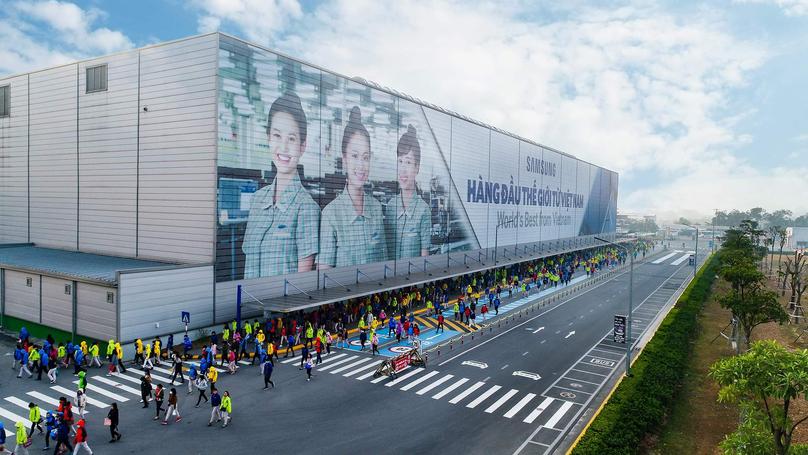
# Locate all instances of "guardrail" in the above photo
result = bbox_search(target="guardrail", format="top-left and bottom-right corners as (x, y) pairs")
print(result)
(422, 263), (632, 362)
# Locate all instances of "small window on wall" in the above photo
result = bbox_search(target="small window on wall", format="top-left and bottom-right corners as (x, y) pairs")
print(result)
(0, 85), (9, 117)
(86, 65), (107, 93)
(65, 284), (72, 295)
(107, 292), (114, 304)
(26, 277), (32, 287)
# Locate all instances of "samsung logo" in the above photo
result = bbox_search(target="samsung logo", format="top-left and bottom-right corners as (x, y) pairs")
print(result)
(526, 155), (556, 177)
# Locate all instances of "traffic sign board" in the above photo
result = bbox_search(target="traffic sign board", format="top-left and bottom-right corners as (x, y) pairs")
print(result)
(181, 312), (190, 323)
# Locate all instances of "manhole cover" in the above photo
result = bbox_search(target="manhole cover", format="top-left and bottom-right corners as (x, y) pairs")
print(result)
(560, 391), (576, 399)
(569, 383), (583, 388)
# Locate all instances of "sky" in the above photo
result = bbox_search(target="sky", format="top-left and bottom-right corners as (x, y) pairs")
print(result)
(1, 0), (806, 223)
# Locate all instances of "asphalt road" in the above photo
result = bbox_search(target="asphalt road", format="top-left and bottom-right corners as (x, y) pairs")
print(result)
(0, 239), (711, 455)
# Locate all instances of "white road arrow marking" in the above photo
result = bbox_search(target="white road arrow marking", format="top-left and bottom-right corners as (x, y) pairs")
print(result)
(426, 334), (441, 341)
(565, 331), (575, 339)
(513, 371), (541, 381)
(461, 360), (488, 369)
(533, 327), (545, 334)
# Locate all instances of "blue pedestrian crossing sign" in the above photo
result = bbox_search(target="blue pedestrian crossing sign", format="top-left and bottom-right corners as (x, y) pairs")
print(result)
(181, 312), (190, 323)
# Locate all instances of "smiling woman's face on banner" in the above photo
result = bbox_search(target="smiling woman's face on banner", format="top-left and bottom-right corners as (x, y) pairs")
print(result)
(344, 133), (371, 189)
(268, 111), (306, 178)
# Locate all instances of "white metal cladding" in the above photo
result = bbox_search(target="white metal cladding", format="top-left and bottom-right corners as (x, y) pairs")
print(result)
(118, 265), (214, 342)
(29, 65), (79, 249)
(0, 75), (28, 243)
(136, 34), (217, 264)
(78, 52), (140, 256)
(3, 270), (40, 323)
(76, 282), (116, 341)
(40, 276), (72, 332)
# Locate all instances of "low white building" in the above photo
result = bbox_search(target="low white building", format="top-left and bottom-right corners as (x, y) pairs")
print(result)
(786, 227), (808, 250)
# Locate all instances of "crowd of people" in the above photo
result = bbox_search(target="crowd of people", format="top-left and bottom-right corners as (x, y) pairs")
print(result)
(5, 241), (652, 453)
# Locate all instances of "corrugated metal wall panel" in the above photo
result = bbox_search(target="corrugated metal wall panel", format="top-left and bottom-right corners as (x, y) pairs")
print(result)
(3, 270), (39, 322)
(29, 65), (78, 249)
(75, 282), (116, 341)
(78, 52), (140, 257)
(137, 35), (216, 264)
(40, 276), (72, 332)
(0, 75), (29, 243)
(118, 266), (213, 342)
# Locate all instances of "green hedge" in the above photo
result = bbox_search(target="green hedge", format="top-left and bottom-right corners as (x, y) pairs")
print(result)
(1, 314), (105, 347)
(571, 251), (721, 454)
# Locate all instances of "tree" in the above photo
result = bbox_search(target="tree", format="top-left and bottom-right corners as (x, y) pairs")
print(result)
(749, 207), (767, 222)
(710, 340), (808, 455)
(777, 226), (788, 273)
(766, 209), (793, 227)
(782, 251), (807, 305)
(717, 286), (788, 353)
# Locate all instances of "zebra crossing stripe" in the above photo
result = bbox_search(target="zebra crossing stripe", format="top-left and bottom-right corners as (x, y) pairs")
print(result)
(485, 389), (519, 413)
(281, 356), (300, 364)
(384, 368), (424, 387)
(51, 385), (108, 409)
(75, 383), (129, 402)
(466, 385), (502, 409)
(448, 381), (485, 404)
(26, 391), (63, 409)
(545, 401), (574, 429)
(433, 378), (469, 400)
(77, 376), (140, 396)
(503, 393), (535, 418)
(343, 361), (380, 377)
(316, 356), (358, 372)
(0, 404), (31, 433)
(329, 358), (372, 375)
(356, 368), (379, 381)
(399, 371), (441, 391)
(416, 374), (454, 396)
(523, 397), (554, 423)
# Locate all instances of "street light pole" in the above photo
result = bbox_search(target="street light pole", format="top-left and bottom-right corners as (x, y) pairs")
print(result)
(595, 236), (633, 377)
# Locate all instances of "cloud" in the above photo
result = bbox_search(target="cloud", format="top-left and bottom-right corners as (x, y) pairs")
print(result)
(0, 1), (133, 77)
(733, 0), (808, 17)
(189, 0), (303, 43)
(796, 134), (808, 142)
(238, 0), (766, 217)
(13, 0), (133, 54)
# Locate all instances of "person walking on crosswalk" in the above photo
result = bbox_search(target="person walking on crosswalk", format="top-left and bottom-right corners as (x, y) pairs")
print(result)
(169, 354), (184, 385)
(194, 375), (209, 407)
(16, 348), (31, 379)
(187, 363), (197, 395)
(219, 391), (232, 428)
(142, 343), (153, 370)
(153, 384), (165, 421)
(71, 419), (92, 454)
(208, 388), (221, 426)
(140, 376), (151, 408)
(262, 360), (275, 390)
(26, 402), (43, 440)
(0, 422), (11, 454)
(305, 354), (314, 381)
(161, 388), (181, 425)
(107, 403), (121, 443)
(13, 421), (29, 455)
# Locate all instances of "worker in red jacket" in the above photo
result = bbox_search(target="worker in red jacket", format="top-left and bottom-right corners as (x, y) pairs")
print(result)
(72, 419), (92, 454)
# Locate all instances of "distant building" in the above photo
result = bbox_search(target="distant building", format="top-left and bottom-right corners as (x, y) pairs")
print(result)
(786, 227), (808, 250)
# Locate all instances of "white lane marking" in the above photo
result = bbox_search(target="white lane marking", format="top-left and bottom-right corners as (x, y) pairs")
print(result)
(51, 385), (108, 408)
(523, 397), (554, 423)
(466, 385), (502, 409)
(433, 378), (469, 400)
(532, 327), (545, 334)
(448, 381), (485, 404)
(400, 371), (441, 391)
(342, 361), (380, 377)
(416, 374), (454, 396)
(0, 403), (32, 433)
(26, 391), (62, 409)
(545, 401), (575, 429)
(372, 367), (409, 384)
(503, 393), (536, 419)
(356, 368), (379, 381)
(565, 331), (575, 339)
(75, 383), (129, 402)
(652, 252), (677, 264)
(281, 356), (300, 364)
(384, 368), (424, 388)
(316, 356), (358, 372)
(671, 254), (690, 266)
(75, 376), (140, 396)
(485, 389), (519, 413)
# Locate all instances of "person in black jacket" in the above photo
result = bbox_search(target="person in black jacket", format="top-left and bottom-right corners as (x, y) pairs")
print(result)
(140, 376), (151, 408)
(108, 403), (121, 443)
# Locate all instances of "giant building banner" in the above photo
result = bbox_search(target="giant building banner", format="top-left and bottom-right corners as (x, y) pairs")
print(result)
(215, 36), (617, 282)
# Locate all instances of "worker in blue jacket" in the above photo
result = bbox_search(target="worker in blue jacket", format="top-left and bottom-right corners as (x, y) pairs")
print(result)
(262, 360), (274, 389)
(17, 349), (31, 378)
(183, 336), (193, 360)
(73, 349), (85, 375)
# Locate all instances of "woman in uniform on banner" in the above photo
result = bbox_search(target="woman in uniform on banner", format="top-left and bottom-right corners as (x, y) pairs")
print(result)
(389, 125), (431, 259)
(318, 106), (388, 268)
(242, 92), (320, 278)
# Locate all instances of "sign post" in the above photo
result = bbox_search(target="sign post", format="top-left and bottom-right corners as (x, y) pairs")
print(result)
(181, 311), (190, 336)
(613, 314), (627, 343)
